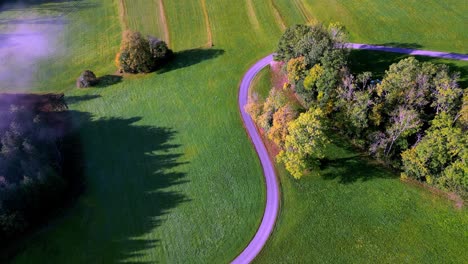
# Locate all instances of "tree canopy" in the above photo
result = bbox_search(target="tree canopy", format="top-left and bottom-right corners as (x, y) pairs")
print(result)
(118, 31), (173, 73)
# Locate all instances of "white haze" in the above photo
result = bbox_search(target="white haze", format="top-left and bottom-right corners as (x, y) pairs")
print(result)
(0, 12), (65, 90)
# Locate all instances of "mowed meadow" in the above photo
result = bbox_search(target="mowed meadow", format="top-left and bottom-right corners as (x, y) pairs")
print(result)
(0, 0), (467, 263)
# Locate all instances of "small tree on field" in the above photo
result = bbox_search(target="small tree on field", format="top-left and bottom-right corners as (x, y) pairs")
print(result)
(119, 30), (153, 73)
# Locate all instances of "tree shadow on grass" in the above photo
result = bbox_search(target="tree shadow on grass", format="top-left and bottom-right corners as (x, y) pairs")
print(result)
(4, 110), (190, 263)
(319, 134), (397, 184)
(374, 42), (423, 49)
(65, 94), (101, 105)
(349, 49), (468, 87)
(320, 155), (396, 184)
(158, 48), (225, 74)
(96, 75), (123, 88)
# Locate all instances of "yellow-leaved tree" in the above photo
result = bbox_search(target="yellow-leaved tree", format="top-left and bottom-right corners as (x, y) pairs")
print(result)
(277, 107), (329, 179)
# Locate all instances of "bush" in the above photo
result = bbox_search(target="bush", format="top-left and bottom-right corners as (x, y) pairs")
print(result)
(148, 36), (173, 68)
(76, 70), (97, 88)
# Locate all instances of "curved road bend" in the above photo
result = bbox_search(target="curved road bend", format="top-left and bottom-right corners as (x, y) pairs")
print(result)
(233, 45), (467, 264)
(233, 54), (278, 264)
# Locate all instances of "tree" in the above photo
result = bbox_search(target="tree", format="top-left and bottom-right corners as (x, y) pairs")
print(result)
(328, 22), (347, 48)
(369, 106), (421, 160)
(245, 93), (263, 123)
(303, 63), (324, 92)
(258, 88), (287, 131)
(456, 92), (468, 129)
(297, 24), (334, 67)
(275, 23), (346, 68)
(287, 57), (307, 84)
(268, 104), (298, 149)
(118, 30), (154, 73)
(76, 70), (97, 88)
(432, 66), (463, 116)
(148, 36), (173, 68)
(401, 112), (467, 195)
(314, 49), (347, 108)
(277, 107), (329, 179)
(275, 24), (312, 63)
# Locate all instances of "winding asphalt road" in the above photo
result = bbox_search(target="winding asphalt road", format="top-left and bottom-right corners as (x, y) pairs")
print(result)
(233, 54), (278, 264)
(232, 45), (467, 264)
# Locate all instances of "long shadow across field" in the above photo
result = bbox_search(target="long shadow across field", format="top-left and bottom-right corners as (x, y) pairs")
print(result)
(8, 107), (189, 263)
(158, 48), (224, 74)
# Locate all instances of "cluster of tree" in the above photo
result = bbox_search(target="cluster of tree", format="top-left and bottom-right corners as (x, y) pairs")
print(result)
(0, 95), (81, 242)
(247, 23), (467, 197)
(117, 30), (173, 73)
(334, 57), (466, 195)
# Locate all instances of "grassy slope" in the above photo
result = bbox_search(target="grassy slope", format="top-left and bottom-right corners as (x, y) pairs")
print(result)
(2, 0), (467, 263)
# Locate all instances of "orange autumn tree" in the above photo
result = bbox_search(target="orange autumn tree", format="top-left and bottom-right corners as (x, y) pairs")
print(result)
(268, 104), (298, 149)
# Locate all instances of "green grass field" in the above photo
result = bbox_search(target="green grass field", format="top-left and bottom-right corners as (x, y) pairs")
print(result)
(1, 0), (467, 263)
(251, 66), (272, 101)
(254, 135), (468, 263)
(275, 0), (468, 53)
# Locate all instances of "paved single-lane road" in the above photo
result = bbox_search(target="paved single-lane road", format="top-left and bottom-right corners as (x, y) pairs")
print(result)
(233, 54), (278, 264)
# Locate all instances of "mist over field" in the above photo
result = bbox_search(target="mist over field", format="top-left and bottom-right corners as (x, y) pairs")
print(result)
(0, 7), (65, 90)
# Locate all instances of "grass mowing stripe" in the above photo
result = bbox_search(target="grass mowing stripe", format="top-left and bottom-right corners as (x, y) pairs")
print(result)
(158, 0), (170, 45)
(200, 0), (213, 47)
(271, 0), (308, 26)
(117, 0), (128, 30)
(123, 0), (163, 38)
(164, 0), (207, 50)
(293, 0), (315, 23)
(302, 0), (468, 53)
(269, 0), (287, 31)
(246, 0), (260, 30)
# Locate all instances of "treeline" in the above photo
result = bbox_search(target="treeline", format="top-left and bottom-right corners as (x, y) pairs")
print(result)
(0, 94), (82, 243)
(246, 23), (467, 197)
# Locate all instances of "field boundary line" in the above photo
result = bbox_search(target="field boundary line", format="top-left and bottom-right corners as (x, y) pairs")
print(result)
(246, 0), (260, 30)
(269, 0), (286, 31)
(200, 0), (213, 47)
(117, 0), (129, 31)
(158, 0), (171, 45)
(293, 0), (315, 24)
